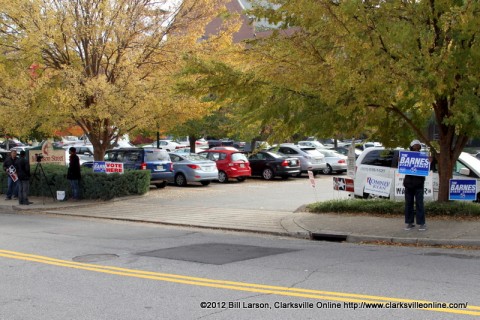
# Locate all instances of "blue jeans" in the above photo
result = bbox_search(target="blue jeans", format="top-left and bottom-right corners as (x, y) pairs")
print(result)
(404, 187), (425, 225)
(69, 179), (80, 199)
(6, 176), (18, 199)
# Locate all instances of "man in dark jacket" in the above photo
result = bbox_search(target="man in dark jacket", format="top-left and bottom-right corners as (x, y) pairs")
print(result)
(403, 140), (426, 231)
(67, 147), (81, 200)
(3, 149), (18, 200)
(16, 151), (32, 205)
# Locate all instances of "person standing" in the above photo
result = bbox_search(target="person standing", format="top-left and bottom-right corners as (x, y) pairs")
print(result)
(16, 151), (32, 205)
(67, 147), (81, 201)
(403, 140), (427, 231)
(3, 149), (19, 200)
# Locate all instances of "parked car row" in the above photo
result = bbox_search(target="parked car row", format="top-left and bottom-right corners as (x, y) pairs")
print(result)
(80, 143), (345, 189)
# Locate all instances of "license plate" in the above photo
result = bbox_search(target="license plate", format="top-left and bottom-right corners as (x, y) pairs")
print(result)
(204, 166), (213, 171)
(240, 164), (245, 168)
(157, 166), (165, 171)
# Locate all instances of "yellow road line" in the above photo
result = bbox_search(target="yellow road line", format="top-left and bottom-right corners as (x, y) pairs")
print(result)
(0, 249), (478, 316)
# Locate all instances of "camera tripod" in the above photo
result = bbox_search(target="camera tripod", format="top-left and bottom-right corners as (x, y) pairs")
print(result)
(32, 160), (56, 202)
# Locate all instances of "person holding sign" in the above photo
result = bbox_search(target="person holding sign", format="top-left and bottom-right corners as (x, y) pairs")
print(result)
(3, 149), (19, 200)
(403, 140), (427, 231)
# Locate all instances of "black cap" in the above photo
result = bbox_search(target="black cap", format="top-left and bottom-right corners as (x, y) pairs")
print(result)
(19, 150), (26, 156)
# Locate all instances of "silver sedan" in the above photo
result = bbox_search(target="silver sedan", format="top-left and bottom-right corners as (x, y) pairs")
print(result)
(169, 153), (219, 186)
(316, 149), (347, 174)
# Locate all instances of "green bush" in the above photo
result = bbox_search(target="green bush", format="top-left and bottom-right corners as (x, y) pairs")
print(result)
(0, 163), (150, 200)
(306, 199), (480, 218)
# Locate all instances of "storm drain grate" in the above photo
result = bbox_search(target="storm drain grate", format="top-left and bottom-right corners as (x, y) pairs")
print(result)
(311, 233), (347, 242)
(137, 243), (298, 265)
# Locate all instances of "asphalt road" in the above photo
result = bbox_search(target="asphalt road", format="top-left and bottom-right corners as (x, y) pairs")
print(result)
(1, 213), (479, 319)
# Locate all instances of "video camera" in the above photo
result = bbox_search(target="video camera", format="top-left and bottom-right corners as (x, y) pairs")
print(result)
(35, 153), (44, 163)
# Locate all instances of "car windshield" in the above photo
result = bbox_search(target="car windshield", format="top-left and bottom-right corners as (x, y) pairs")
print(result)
(145, 150), (170, 161)
(265, 151), (283, 159)
(231, 153), (248, 161)
(183, 154), (205, 161)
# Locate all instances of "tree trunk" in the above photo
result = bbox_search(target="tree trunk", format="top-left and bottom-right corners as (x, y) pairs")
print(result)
(433, 99), (469, 202)
(189, 135), (197, 153)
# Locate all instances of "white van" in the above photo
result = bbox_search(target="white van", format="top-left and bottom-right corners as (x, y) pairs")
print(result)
(353, 147), (480, 202)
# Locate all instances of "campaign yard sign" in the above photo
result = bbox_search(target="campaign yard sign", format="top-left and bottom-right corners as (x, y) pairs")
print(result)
(333, 177), (354, 192)
(364, 175), (392, 197)
(449, 179), (477, 201)
(394, 172), (434, 200)
(93, 161), (124, 174)
(398, 151), (430, 177)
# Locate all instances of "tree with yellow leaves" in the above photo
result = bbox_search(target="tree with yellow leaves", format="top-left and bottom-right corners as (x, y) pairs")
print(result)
(0, 0), (238, 159)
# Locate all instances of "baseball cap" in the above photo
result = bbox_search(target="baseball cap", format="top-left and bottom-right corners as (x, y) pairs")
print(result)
(410, 139), (422, 147)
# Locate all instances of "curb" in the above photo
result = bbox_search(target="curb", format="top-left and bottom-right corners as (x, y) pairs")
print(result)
(346, 234), (480, 247)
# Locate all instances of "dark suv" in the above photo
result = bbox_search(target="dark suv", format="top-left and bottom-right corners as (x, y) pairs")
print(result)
(86, 148), (173, 188)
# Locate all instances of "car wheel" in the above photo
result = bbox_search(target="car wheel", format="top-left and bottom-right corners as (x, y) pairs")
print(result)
(200, 181), (211, 186)
(236, 177), (246, 182)
(174, 173), (187, 187)
(155, 181), (167, 189)
(296, 172), (302, 178)
(262, 168), (274, 180)
(323, 164), (333, 175)
(218, 171), (228, 183)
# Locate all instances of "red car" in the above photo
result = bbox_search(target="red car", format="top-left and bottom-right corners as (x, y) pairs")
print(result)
(199, 147), (251, 183)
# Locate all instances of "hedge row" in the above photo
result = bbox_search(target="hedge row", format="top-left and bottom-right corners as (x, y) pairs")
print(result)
(0, 163), (150, 200)
(306, 199), (480, 218)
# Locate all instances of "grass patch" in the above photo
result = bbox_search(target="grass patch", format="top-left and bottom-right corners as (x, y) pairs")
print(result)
(306, 199), (480, 219)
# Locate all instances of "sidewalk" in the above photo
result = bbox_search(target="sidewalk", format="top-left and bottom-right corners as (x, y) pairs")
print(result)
(3, 196), (480, 248)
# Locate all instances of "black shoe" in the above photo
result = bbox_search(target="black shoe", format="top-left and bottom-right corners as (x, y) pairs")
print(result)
(404, 223), (415, 231)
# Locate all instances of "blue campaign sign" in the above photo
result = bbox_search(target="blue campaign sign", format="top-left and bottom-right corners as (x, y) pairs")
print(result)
(398, 151), (430, 177)
(93, 161), (107, 173)
(449, 179), (477, 201)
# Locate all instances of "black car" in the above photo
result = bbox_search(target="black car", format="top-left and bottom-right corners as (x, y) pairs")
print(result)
(248, 151), (301, 180)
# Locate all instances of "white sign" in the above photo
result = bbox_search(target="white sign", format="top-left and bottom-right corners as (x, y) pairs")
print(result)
(308, 170), (315, 188)
(364, 175), (392, 197)
(394, 172), (433, 200)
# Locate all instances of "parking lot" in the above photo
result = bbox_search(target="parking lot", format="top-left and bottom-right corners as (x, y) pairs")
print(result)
(148, 175), (350, 212)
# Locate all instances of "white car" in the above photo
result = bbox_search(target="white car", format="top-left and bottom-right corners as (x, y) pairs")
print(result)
(148, 140), (185, 152)
(297, 141), (327, 149)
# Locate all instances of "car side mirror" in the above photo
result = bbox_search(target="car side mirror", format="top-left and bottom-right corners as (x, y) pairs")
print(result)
(459, 168), (470, 176)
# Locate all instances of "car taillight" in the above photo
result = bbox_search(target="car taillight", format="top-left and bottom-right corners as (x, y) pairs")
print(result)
(338, 159), (346, 164)
(140, 163), (147, 170)
(170, 163), (174, 171)
(187, 164), (200, 169)
(281, 160), (289, 167)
